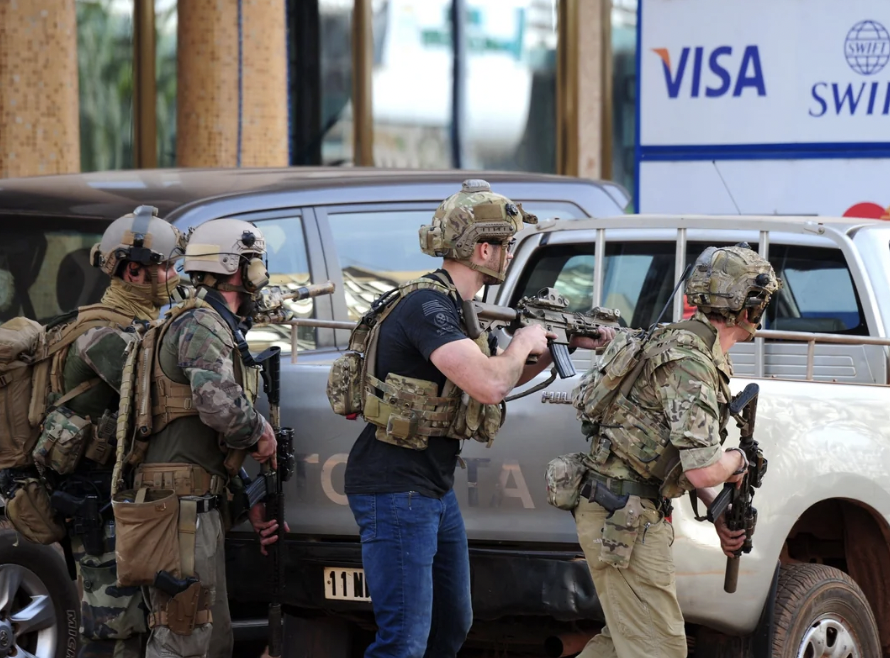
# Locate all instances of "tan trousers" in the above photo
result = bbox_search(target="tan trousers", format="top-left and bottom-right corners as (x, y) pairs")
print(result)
(574, 496), (687, 658)
(144, 507), (233, 658)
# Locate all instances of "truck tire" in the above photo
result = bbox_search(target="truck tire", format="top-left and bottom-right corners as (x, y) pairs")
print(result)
(0, 528), (79, 658)
(771, 563), (879, 658)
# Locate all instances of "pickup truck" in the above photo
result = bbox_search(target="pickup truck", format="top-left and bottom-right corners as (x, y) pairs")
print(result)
(230, 212), (890, 658)
(0, 167), (629, 658)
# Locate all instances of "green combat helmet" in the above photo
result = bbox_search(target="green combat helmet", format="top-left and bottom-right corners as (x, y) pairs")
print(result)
(418, 179), (538, 282)
(685, 243), (783, 337)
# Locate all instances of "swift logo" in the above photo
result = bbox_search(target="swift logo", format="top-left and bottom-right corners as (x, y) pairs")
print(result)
(809, 21), (890, 117)
(652, 46), (767, 98)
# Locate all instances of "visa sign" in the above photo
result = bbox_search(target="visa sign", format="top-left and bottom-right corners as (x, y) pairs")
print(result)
(652, 46), (767, 98)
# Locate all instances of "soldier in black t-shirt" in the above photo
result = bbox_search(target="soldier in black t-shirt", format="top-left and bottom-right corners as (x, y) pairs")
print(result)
(344, 181), (614, 658)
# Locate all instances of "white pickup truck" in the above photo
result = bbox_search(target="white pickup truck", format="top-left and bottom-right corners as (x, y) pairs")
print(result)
(260, 212), (890, 658)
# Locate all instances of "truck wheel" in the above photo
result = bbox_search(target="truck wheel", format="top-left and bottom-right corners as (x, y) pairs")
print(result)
(0, 529), (79, 658)
(772, 563), (879, 658)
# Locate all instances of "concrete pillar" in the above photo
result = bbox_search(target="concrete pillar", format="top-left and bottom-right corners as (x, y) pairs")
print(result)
(0, 1), (80, 179)
(177, 0), (288, 168)
(557, 0), (611, 180)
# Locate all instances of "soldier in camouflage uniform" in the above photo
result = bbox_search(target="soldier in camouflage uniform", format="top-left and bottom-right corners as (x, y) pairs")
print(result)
(64, 206), (183, 658)
(571, 245), (781, 658)
(134, 219), (279, 658)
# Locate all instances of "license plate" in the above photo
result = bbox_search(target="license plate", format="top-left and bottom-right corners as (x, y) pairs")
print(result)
(324, 567), (372, 602)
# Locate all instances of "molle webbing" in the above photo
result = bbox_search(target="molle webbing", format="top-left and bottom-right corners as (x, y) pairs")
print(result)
(361, 273), (465, 437)
(364, 373), (460, 437)
(599, 318), (719, 482)
(133, 462), (227, 497)
(146, 297), (209, 434)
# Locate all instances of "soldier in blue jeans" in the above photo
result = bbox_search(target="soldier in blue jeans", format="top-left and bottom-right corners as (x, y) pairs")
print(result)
(341, 181), (613, 657)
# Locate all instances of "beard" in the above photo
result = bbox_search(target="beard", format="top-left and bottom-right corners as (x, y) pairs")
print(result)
(481, 250), (504, 285)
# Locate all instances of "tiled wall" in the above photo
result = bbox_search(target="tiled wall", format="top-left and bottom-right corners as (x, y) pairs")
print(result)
(0, 1), (80, 178)
(177, 0), (288, 168)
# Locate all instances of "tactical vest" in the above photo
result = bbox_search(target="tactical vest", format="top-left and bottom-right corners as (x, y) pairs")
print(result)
(327, 272), (504, 450)
(123, 289), (260, 477)
(581, 319), (731, 489)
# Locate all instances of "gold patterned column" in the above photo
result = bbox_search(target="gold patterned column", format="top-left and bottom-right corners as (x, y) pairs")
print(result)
(177, 0), (288, 168)
(0, 1), (80, 179)
(557, 0), (611, 179)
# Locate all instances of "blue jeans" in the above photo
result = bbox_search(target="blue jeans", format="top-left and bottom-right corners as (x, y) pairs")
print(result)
(348, 490), (473, 658)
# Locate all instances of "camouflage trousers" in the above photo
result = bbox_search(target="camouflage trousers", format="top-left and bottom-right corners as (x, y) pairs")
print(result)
(573, 496), (687, 658)
(144, 507), (232, 658)
(71, 526), (148, 658)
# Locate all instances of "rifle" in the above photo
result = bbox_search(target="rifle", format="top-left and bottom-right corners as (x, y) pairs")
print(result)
(706, 383), (766, 593)
(252, 281), (336, 324)
(169, 280), (336, 324)
(251, 346), (295, 658)
(462, 287), (622, 379)
(51, 491), (105, 556)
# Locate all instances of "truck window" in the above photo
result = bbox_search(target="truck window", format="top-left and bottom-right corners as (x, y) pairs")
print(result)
(0, 226), (106, 324)
(765, 245), (866, 335)
(512, 242), (676, 328)
(518, 240), (866, 335)
(329, 203), (583, 321)
(246, 215), (317, 352)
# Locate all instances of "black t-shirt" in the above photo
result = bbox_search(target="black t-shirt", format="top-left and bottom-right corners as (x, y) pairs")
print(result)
(344, 271), (497, 499)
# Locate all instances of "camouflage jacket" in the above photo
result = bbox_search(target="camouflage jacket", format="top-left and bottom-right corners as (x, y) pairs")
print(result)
(586, 311), (732, 497)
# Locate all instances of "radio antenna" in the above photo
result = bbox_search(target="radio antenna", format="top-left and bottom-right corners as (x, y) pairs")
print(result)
(712, 160), (742, 215)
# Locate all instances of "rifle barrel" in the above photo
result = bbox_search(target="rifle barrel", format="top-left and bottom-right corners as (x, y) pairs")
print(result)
(285, 281), (335, 301)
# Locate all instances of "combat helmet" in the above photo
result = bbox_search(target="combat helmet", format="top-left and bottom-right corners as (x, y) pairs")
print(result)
(419, 179), (538, 282)
(183, 218), (269, 294)
(90, 205), (184, 304)
(92, 205), (182, 276)
(686, 243), (782, 336)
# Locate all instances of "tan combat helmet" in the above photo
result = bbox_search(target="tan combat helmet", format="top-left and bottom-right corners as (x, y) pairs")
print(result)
(90, 205), (183, 304)
(686, 243), (783, 336)
(183, 218), (269, 293)
(419, 179), (538, 282)
(92, 205), (182, 276)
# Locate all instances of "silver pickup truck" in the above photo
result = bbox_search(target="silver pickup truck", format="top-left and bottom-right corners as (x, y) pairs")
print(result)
(240, 213), (890, 658)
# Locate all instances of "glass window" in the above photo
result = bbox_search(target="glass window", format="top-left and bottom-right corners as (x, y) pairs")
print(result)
(156, 0), (178, 167)
(319, 0), (357, 165)
(77, 0), (135, 172)
(329, 201), (584, 320)
(328, 209), (433, 320)
(513, 243), (676, 328)
(371, 0), (557, 171)
(611, 0), (637, 201)
(245, 216), (317, 353)
(0, 226), (106, 323)
(766, 246), (865, 334)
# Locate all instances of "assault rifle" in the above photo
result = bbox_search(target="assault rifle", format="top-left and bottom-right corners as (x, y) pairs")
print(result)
(707, 383), (766, 594)
(252, 280), (336, 324)
(169, 280), (336, 324)
(51, 491), (105, 556)
(463, 287), (622, 378)
(242, 346), (295, 658)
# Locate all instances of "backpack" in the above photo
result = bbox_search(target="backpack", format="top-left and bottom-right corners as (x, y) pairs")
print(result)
(0, 305), (132, 471)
